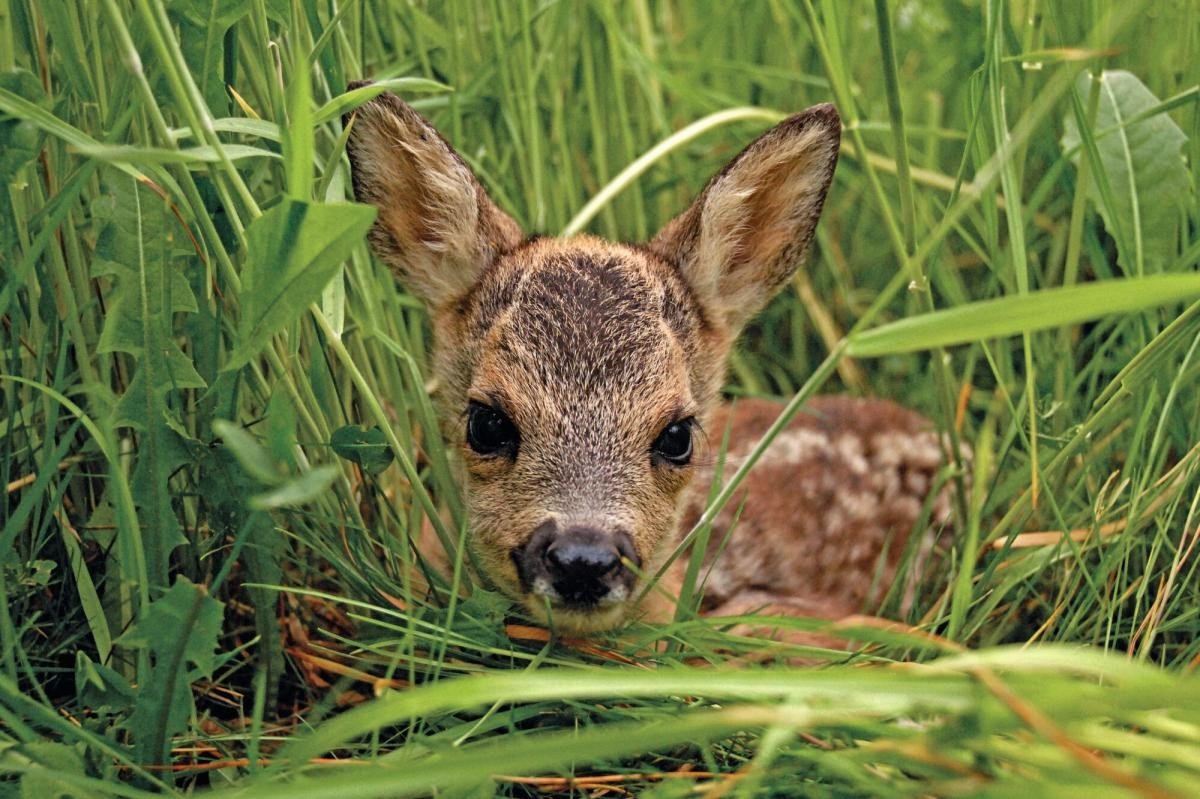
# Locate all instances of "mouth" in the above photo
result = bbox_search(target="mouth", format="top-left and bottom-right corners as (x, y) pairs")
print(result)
(525, 576), (631, 609)
(518, 593), (634, 633)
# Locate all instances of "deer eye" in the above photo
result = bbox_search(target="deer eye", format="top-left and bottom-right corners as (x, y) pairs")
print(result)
(651, 418), (694, 466)
(466, 402), (519, 457)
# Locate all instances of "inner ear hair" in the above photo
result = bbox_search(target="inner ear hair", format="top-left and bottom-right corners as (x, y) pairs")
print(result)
(648, 104), (841, 333)
(344, 85), (523, 308)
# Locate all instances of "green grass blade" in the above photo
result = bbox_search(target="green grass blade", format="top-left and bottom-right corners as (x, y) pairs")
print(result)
(847, 274), (1200, 357)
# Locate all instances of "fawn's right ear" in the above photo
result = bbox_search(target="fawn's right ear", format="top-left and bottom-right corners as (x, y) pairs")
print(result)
(344, 85), (523, 308)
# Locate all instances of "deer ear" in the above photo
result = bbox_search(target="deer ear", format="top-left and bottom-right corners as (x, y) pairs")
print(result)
(648, 104), (840, 333)
(344, 85), (523, 309)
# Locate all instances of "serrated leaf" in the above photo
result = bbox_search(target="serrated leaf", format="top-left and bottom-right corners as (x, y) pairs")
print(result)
(459, 587), (510, 626)
(110, 357), (205, 427)
(93, 177), (205, 585)
(75, 652), (135, 715)
(118, 579), (223, 671)
(194, 439), (285, 714)
(1062, 70), (1190, 274)
(249, 464), (339, 510)
(118, 576), (223, 769)
(330, 424), (394, 475)
(225, 199), (375, 371)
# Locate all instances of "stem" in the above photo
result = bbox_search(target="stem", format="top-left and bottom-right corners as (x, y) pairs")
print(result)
(798, 0), (909, 268)
(873, 0), (917, 264)
(563, 107), (782, 236)
(309, 306), (463, 564)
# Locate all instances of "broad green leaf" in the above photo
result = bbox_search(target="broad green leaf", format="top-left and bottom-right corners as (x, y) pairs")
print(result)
(249, 465), (339, 510)
(846, 274), (1200, 357)
(167, 0), (252, 29)
(93, 177), (206, 586)
(212, 416), (337, 507)
(225, 199), (375, 370)
(1, 69), (48, 276)
(0, 87), (141, 179)
(17, 559), (54, 587)
(262, 0), (290, 25)
(0, 69), (46, 181)
(74, 143), (280, 165)
(170, 117), (281, 142)
(167, 0), (253, 112)
(118, 576), (223, 770)
(283, 38), (313, 201)
(330, 425), (395, 475)
(211, 419), (285, 485)
(265, 390), (299, 468)
(18, 741), (87, 799)
(194, 430), (286, 715)
(1062, 70), (1190, 275)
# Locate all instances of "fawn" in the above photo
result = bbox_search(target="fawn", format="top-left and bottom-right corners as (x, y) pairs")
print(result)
(345, 87), (957, 635)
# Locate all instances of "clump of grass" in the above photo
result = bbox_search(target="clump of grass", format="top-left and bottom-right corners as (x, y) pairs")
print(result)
(1, 1), (1198, 796)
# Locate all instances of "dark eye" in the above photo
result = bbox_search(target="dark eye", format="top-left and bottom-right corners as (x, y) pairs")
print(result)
(466, 402), (519, 457)
(652, 418), (694, 466)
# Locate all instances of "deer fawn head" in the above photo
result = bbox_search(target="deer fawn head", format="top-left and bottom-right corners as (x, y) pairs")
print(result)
(345, 87), (840, 632)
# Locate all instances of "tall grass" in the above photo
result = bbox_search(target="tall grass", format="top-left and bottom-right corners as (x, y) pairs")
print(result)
(1, 1), (1198, 796)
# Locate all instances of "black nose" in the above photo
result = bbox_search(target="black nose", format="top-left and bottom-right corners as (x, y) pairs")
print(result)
(546, 528), (620, 577)
(515, 523), (639, 609)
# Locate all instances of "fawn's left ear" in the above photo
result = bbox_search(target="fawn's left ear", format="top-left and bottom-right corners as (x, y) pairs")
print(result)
(344, 85), (523, 309)
(648, 104), (841, 333)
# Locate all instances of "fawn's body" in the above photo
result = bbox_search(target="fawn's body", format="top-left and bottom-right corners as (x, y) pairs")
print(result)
(346, 87), (954, 634)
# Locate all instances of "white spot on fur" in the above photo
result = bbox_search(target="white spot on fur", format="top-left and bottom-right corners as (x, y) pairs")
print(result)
(833, 435), (869, 475)
(837, 490), (878, 520)
(724, 427), (831, 471)
(873, 431), (943, 469)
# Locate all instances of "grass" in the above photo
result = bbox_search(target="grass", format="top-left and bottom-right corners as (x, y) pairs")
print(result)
(1, 0), (1199, 796)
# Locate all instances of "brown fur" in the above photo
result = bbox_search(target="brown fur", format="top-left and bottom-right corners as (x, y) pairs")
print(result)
(675, 397), (956, 621)
(345, 88), (955, 634)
